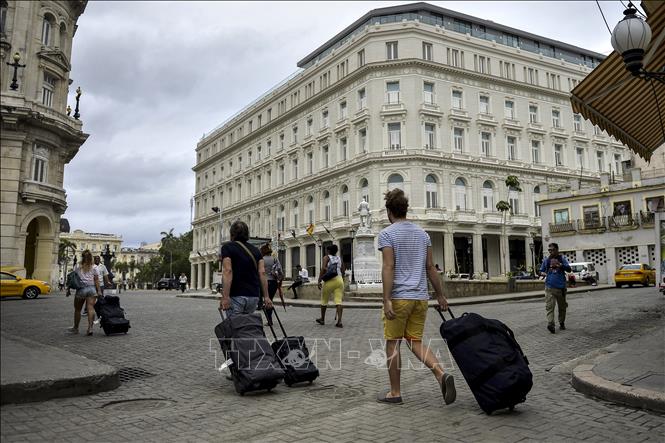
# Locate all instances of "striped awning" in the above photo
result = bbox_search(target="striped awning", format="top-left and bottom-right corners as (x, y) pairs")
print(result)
(570, 1), (665, 161)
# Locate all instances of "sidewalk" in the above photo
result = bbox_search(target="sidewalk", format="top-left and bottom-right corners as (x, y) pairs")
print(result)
(572, 324), (665, 413)
(176, 284), (614, 308)
(0, 331), (119, 405)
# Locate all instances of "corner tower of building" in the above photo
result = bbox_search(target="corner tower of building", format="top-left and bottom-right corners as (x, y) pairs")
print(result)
(0, 0), (89, 283)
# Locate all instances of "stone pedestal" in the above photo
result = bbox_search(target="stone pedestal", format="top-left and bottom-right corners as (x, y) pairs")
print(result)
(353, 232), (381, 287)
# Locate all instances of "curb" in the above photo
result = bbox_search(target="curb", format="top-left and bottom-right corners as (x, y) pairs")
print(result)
(1, 370), (120, 405)
(572, 364), (665, 413)
(177, 285), (611, 309)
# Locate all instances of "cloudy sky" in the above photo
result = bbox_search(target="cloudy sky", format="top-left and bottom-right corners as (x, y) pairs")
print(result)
(64, 1), (621, 247)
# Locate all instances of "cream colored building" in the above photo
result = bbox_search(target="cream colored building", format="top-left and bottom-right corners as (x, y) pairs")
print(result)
(59, 229), (122, 257)
(0, 0), (88, 284)
(114, 242), (160, 283)
(539, 169), (663, 284)
(190, 3), (629, 289)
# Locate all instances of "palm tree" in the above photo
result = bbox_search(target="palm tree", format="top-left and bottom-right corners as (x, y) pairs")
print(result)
(58, 239), (77, 284)
(496, 176), (521, 277)
(160, 228), (175, 278)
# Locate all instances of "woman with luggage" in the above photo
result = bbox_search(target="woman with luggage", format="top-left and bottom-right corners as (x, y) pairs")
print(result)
(261, 243), (281, 326)
(316, 244), (345, 327)
(67, 250), (102, 336)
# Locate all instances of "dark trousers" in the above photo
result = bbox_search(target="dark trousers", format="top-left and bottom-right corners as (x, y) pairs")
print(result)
(289, 279), (303, 299)
(264, 280), (278, 324)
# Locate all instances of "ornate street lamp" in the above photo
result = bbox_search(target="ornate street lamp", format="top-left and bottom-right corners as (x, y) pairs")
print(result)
(100, 244), (116, 288)
(611, 2), (664, 81)
(529, 241), (536, 276)
(6, 52), (26, 91)
(349, 227), (356, 284)
(73, 86), (82, 119)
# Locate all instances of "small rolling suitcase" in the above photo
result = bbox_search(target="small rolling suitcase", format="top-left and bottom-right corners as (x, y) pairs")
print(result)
(215, 309), (284, 396)
(438, 308), (532, 415)
(266, 309), (319, 386)
(94, 295), (130, 335)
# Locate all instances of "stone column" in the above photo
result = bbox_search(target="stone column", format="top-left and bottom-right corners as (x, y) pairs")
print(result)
(524, 237), (534, 273)
(605, 247), (616, 285)
(501, 234), (511, 275)
(444, 231), (455, 273)
(472, 233), (483, 275)
(204, 261), (211, 290)
(190, 263), (196, 290)
(197, 262), (204, 290)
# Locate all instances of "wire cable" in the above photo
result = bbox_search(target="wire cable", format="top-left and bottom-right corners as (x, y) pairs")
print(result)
(596, 0), (613, 35)
(620, 0), (648, 18)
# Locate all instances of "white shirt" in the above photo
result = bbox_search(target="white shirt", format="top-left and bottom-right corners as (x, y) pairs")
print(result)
(299, 268), (309, 281)
(95, 263), (109, 286)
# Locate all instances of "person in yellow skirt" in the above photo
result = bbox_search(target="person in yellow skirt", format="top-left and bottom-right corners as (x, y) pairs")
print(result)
(316, 244), (345, 327)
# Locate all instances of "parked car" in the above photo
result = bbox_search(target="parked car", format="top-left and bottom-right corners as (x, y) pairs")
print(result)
(569, 262), (599, 283)
(156, 277), (178, 290)
(614, 263), (656, 287)
(514, 271), (537, 280)
(0, 271), (51, 299)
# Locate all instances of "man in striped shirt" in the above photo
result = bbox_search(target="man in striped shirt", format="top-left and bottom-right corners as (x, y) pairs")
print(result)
(376, 188), (456, 406)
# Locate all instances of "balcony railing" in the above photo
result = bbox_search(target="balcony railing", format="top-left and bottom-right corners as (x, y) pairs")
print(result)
(550, 212), (656, 235)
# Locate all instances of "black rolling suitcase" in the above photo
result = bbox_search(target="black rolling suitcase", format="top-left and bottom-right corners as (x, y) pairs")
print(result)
(438, 308), (532, 415)
(266, 309), (319, 386)
(94, 295), (130, 335)
(215, 309), (284, 395)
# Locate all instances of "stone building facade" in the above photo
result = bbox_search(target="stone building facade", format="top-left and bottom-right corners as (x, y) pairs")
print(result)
(190, 3), (629, 289)
(0, 0), (88, 283)
(539, 169), (664, 284)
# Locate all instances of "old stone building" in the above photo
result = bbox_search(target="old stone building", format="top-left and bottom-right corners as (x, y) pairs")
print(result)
(0, 0), (88, 283)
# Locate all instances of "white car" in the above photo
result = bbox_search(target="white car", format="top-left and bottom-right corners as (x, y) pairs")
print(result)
(569, 262), (599, 283)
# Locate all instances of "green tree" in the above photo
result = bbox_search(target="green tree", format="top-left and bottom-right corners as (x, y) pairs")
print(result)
(496, 176), (521, 276)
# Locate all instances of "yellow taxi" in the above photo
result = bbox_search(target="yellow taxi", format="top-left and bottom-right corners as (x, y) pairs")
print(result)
(0, 271), (51, 299)
(614, 263), (656, 287)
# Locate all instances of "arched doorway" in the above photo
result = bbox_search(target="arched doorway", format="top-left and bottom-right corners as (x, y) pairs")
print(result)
(22, 216), (54, 281)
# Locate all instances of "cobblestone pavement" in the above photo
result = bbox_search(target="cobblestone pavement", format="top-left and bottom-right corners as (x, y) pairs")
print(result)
(1, 287), (664, 442)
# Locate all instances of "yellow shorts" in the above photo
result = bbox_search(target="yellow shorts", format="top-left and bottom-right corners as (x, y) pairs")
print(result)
(321, 276), (344, 305)
(382, 299), (429, 340)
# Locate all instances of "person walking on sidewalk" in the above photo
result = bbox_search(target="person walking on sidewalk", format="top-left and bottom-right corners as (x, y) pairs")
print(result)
(539, 242), (571, 334)
(219, 221), (273, 317)
(67, 250), (102, 336)
(376, 188), (455, 405)
(316, 245), (345, 327)
(261, 243), (281, 326)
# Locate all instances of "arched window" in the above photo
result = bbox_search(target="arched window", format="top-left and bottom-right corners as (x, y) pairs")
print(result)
(58, 22), (67, 52)
(278, 205), (285, 232)
(482, 180), (494, 210)
(533, 185), (541, 217)
(323, 191), (331, 221)
(509, 186), (520, 215)
(292, 200), (299, 228)
(360, 178), (369, 204)
(341, 185), (349, 216)
(307, 196), (314, 224)
(455, 177), (467, 210)
(388, 173), (403, 191)
(41, 13), (55, 45)
(425, 174), (438, 208)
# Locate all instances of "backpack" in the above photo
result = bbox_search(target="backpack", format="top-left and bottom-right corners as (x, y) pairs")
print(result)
(66, 269), (84, 290)
(271, 259), (284, 281)
(321, 256), (339, 282)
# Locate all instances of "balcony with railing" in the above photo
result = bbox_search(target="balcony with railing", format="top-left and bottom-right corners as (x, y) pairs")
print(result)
(550, 212), (656, 235)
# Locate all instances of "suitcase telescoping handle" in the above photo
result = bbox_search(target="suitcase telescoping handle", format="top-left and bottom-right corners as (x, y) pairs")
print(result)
(218, 307), (228, 321)
(436, 307), (455, 322)
(262, 308), (289, 340)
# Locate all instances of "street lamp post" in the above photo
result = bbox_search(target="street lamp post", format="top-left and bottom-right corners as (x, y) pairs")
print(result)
(529, 241), (535, 277)
(73, 86), (82, 120)
(349, 228), (356, 284)
(6, 52), (26, 91)
(100, 244), (116, 288)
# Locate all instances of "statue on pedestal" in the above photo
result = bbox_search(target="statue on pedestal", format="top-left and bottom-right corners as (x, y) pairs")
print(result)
(358, 198), (371, 232)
